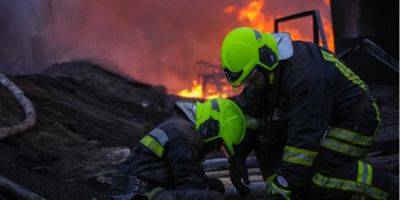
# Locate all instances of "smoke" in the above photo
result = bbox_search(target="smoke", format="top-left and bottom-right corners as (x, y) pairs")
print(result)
(0, 0), (332, 93)
(45, 0), (241, 92)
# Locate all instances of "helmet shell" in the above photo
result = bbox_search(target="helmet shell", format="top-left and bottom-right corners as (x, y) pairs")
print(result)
(195, 98), (245, 155)
(221, 27), (279, 87)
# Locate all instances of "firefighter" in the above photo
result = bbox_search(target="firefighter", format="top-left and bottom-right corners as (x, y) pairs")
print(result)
(109, 98), (246, 200)
(220, 27), (399, 199)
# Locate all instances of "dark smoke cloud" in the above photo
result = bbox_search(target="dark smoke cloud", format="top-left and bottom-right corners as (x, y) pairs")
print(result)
(0, 0), (331, 93)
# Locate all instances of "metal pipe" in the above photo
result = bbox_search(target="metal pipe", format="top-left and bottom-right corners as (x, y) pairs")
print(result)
(203, 157), (259, 172)
(0, 175), (45, 200)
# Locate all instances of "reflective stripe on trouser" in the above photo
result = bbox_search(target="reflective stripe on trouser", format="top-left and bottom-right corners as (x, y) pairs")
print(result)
(140, 128), (169, 157)
(282, 146), (318, 166)
(312, 161), (389, 200)
(321, 127), (375, 157)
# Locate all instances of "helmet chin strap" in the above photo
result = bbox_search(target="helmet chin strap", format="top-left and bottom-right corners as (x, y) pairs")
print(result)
(265, 65), (283, 107)
(220, 144), (231, 158)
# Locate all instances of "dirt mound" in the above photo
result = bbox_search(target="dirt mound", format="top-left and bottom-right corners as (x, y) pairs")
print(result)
(0, 62), (171, 200)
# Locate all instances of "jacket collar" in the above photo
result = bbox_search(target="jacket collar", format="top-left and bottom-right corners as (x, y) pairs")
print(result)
(272, 32), (294, 60)
(174, 101), (196, 124)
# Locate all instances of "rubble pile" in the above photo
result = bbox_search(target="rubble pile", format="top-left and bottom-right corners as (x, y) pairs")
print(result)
(0, 62), (170, 200)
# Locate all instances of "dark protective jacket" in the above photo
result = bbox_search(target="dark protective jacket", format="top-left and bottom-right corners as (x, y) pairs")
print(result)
(236, 41), (381, 191)
(118, 113), (208, 190)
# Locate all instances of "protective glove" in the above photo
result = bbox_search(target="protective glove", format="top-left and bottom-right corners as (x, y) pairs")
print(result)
(266, 174), (292, 200)
(229, 156), (250, 196)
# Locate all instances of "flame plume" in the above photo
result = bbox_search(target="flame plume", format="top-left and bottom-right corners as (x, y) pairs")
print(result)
(177, 0), (335, 99)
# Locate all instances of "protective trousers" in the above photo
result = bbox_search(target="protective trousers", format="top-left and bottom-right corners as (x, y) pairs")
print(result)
(304, 160), (399, 200)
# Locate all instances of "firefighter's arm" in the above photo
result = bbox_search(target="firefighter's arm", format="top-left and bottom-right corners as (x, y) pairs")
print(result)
(267, 75), (333, 199)
(230, 86), (263, 195)
(167, 136), (208, 190)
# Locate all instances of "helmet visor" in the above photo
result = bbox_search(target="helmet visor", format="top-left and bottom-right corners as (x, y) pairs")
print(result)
(223, 67), (243, 84)
(200, 118), (220, 142)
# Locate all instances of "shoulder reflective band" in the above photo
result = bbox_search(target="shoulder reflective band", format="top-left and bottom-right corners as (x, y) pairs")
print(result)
(245, 115), (261, 130)
(321, 137), (368, 157)
(312, 173), (388, 200)
(140, 135), (164, 157)
(371, 101), (381, 136)
(327, 127), (374, 147)
(321, 50), (368, 91)
(357, 161), (373, 185)
(371, 101), (381, 123)
(148, 128), (169, 146)
(282, 146), (318, 167)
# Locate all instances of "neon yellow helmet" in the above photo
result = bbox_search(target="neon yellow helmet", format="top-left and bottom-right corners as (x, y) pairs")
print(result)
(221, 27), (279, 87)
(195, 98), (245, 156)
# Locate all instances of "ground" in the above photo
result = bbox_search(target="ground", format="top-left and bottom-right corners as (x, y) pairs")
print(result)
(0, 62), (171, 200)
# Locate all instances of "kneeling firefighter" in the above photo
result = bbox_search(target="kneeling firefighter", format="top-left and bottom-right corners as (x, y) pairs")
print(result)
(220, 27), (399, 199)
(109, 98), (246, 200)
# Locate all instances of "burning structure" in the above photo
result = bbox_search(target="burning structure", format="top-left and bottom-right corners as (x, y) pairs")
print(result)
(0, 0), (335, 97)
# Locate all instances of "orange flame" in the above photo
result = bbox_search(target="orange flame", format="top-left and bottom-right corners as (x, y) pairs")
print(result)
(238, 0), (268, 32)
(227, 0), (335, 50)
(224, 5), (236, 14)
(178, 1), (336, 99)
(177, 80), (229, 99)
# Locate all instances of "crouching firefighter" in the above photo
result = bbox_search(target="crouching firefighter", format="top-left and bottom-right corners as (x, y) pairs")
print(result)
(219, 27), (399, 199)
(109, 98), (246, 200)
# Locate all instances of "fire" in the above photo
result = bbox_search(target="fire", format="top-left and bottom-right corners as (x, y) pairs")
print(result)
(177, 80), (229, 99)
(238, 0), (268, 32)
(224, 5), (236, 14)
(177, 1), (336, 99)
(178, 80), (203, 99)
(227, 0), (335, 51)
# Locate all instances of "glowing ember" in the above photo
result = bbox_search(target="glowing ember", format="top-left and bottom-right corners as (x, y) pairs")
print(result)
(177, 80), (229, 99)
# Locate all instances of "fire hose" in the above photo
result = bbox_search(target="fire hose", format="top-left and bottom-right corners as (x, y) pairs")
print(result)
(0, 175), (45, 200)
(0, 73), (42, 199)
(0, 73), (36, 141)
